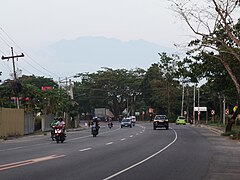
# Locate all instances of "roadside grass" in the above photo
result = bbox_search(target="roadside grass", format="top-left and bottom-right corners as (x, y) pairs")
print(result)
(206, 122), (240, 140)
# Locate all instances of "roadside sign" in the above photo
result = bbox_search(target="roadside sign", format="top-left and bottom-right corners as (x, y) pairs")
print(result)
(194, 107), (207, 111)
(225, 109), (229, 115)
(148, 108), (153, 113)
(135, 112), (140, 116)
(233, 106), (238, 112)
(211, 110), (215, 115)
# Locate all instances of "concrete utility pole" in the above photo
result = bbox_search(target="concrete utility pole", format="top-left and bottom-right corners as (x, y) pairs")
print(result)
(181, 84), (184, 116)
(223, 96), (226, 125)
(193, 85), (196, 124)
(198, 87), (200, 124)
(2, 47), (24, 108)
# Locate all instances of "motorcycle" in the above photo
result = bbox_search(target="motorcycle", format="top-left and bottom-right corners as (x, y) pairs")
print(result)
(54, 126), (65, 143)
(50, 125), (56, 141)
(108, 122), (113, 129)
(91, 126), (99, 137)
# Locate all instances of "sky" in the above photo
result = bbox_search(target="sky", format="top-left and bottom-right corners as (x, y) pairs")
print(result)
(0, 0), (194, 82)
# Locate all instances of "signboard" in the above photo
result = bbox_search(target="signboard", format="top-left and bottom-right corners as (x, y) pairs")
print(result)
(225, 109), (229, 115)
(135, 112), (140, 116)
(194, 107), (207, 112)
(233, 106), (238, 112)
(148, 108), (153, 113)
(211, 110), (215, 115)
(41, 86), (52, 91)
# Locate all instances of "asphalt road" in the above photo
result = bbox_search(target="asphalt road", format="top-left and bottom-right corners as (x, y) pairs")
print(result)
(0, 122), (239, 180)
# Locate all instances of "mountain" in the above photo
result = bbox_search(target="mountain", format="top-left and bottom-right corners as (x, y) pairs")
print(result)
(36, 36), (179, 76)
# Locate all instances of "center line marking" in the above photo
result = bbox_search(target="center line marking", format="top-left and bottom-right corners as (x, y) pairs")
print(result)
(79, 148), (92, 152)
(0, 154), (65, 171)
(121, 138), (126, 141)
(129, 135), (133, 138)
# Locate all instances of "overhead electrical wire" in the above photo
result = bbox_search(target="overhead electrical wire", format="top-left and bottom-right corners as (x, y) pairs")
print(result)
(0, 27), (61, 79)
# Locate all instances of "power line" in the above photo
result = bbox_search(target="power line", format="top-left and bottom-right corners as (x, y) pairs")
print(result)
(2, 47), (24, 108)
(0, 27), (61, 79)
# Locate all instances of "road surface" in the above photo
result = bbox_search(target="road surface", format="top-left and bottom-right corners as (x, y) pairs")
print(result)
(0, 122), (239, 180)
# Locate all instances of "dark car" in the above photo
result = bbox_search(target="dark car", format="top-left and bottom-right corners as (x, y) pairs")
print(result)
(153, 115), (169, 130)
(121, 118), (132, 128)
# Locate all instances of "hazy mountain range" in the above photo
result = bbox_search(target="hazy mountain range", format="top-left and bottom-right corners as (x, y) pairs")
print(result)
(34, 36), (180, 77)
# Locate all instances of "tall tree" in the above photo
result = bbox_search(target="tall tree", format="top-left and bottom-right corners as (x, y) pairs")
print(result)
(171, 0), (240, 131)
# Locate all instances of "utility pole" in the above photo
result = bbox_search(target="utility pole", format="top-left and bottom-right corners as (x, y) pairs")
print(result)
(1, 47), (24, 108)
(193, 85), (196, 124)
(223, 95), (226, 125)
(198, 87), (200, 124)
(181, 84), (184, 116)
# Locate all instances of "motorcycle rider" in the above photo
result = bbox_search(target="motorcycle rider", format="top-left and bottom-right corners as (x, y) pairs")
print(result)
(91, 117), (100, 134)
(50, 117), (59, 140)
(56, 117), (66, 137)
(107, 117), (113, 128)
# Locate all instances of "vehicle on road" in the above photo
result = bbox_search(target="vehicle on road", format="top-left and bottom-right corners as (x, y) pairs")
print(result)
(50, 126), (56, 141)
(153, 115), (169, 130)
(54, 126), (65, 143)
(91, 117), (100, 137)
(176, 116), (186, 125)
(92, 126), (99, 137)
(121, 118), (132, 128)
(130, 116), (136, 126)
(108, 122), (113, 129)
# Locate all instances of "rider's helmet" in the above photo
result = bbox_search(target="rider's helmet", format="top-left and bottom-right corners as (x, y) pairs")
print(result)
(58, 117), (63, 121)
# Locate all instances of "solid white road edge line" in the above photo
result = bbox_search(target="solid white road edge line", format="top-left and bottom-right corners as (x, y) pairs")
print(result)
(103, 128), (178, 180)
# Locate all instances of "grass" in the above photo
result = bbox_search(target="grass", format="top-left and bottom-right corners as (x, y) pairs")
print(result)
(207, 122), (240, 140)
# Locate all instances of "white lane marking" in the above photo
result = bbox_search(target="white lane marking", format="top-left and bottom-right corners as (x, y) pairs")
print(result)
(106, 142), (113, 145)
(121, 138), (126, 141)
(129, 135), (133, 138)
(140, 132), (143, 134)
(136, 133), (139, 136)
(68, 127), (121, 141)
(79, 148), (92, 152)
(103, 128), (178, 180)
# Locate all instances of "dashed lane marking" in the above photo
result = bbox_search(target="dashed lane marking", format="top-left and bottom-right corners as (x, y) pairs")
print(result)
(103, 128), (178, 180)
(79, 148), (92, 152)
(106, 142), (113, 145)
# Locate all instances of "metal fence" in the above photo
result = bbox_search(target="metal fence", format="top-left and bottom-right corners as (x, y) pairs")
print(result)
(0, 108), (56, 138)
(0, 108), (24, 137)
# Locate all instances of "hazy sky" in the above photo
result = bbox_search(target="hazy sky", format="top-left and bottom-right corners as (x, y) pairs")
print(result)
(0, 0), (194, 81)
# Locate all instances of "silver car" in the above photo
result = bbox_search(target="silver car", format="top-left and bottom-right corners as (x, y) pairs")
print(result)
(121, 118), (132, 128)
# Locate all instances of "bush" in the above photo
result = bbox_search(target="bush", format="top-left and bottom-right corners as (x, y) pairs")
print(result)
(222, 130), (240, 140)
